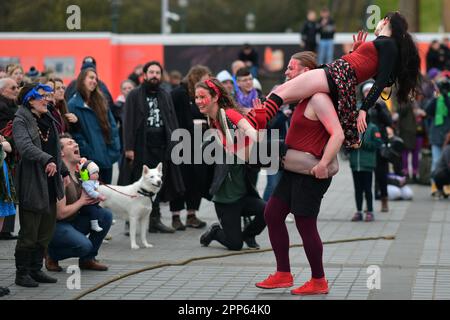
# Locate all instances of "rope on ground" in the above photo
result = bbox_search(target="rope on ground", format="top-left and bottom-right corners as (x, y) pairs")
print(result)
(72, 234), (395, 300)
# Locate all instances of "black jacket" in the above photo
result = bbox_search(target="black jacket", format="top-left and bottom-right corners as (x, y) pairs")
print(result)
(120, 85), (185, 202)
(171, 83), (206, 134)
(368, 101), (392, 143)
(318, 18), (335, 39)
(301, 21), (318, 50)
(0, 95), (18, 130)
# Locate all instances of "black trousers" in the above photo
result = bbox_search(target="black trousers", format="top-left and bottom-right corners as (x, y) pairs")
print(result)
(213, 196), (266, 251)
(375, 151), (389, 198)
(352, 171), (373, 212)
(15, 202), (57, 251)
(169, 193), (202, 212)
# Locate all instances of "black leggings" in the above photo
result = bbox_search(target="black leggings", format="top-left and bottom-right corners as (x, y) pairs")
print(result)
(375, 152), (388, 198)
(213, 196), (266, 251)
(352, 171), (373, 212)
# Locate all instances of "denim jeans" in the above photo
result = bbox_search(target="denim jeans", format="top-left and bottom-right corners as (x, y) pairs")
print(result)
(318, 39), (334, 65)
(263, 170), (283, 202)
(431, 144), (442, 173)
(48, 206), (113, 262)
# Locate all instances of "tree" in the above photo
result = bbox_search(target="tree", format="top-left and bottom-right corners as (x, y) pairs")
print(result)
(399, 0), (420, 32)
(444, 0), (450, 32)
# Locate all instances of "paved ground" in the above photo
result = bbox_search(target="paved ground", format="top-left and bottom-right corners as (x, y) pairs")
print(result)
(1, 159), (449, 300)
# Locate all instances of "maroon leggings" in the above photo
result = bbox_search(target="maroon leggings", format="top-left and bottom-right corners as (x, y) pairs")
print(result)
(264, 196), (324, 279)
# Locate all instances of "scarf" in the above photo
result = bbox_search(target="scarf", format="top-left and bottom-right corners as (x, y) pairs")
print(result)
(435, 93), (450, 126)
(235, 88), (258, 109)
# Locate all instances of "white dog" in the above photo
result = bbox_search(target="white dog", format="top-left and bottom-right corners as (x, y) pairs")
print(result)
(98, 163), (163, 250)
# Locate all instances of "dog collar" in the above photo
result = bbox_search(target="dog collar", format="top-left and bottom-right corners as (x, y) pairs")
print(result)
(138, 188), (155, 198)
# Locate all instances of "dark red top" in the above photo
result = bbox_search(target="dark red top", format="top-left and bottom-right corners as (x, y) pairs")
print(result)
(341, 41), (378, 84)
(210, 108), (251, 151)
(341, 36), (398, 111)
(285, 99), (330, 158)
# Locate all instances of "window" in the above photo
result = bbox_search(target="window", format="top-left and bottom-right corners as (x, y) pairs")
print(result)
(44, 57), (75, 78)
(0, 57), (20, 70)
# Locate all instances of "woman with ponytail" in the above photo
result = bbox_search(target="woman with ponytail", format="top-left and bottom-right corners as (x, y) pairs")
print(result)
(250, 12), (419, 296)
(258, 12), (420, 154)
(196, 78), (267, 251)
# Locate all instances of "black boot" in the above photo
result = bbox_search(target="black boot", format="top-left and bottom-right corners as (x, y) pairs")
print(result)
(29, 248), (57, 283)
(15, 249), (39, 288)
(148, 206), (175, 233)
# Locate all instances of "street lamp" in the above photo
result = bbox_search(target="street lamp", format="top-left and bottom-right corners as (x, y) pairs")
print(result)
(111, 0), (121, 33)
(178, 0), (189, 33)
(161, 0), (181, 34)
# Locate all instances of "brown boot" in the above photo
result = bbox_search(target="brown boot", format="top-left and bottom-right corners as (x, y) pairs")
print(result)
(172, 215), (186, 231)
(381, 197), (389, 212)
(186, 214), (207, 229)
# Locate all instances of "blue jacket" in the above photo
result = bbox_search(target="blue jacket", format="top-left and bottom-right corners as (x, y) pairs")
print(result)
(68, 93), (120, 169)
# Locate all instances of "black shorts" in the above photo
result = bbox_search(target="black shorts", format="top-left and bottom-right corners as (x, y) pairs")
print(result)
(272, 170), (332, 217)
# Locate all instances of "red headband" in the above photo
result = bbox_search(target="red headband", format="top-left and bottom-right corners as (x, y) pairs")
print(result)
(205, 79), (221, 98)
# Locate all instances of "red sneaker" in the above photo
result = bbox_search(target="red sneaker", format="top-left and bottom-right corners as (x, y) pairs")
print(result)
(255, 272), (293, 289)
(291, 277), (329, 295)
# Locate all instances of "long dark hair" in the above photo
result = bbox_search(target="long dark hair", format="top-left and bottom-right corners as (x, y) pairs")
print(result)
(385, 12), (420, 104)
(76, 68), (111, 143)
(195, 78), (239, 111)
(48, 77), (70, 130)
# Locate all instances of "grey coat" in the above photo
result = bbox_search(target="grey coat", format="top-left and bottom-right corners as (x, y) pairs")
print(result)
(13, 106), (65, 214)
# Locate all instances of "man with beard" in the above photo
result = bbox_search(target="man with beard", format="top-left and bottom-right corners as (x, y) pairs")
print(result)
(120, 61), (185, 233)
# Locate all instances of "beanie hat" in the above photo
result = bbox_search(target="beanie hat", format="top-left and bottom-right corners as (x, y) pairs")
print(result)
(80, 160), (99, 181)
(80, 56), (97, 71)
(216, 70), (233, 83)
(26, 66), (39, 78)
(81, 61), (96, 71)
(253, 78), (262, 92)
(427, 68), (440, 80)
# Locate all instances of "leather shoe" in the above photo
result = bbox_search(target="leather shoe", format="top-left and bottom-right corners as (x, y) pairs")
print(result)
(200, 223), (221, 247)
(149, 221), (175, 233)
(79, 259), (108, 271)
(186, 215), (207, 229)
(45, 256), (63, 272)
(29, 270), (57, 283)
(0, 232), (18, 240)
(0, 286), (10, 297)
(172, 216), (186, 231)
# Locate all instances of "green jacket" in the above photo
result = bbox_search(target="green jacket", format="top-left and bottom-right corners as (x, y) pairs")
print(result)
(349, 123), (382, 172)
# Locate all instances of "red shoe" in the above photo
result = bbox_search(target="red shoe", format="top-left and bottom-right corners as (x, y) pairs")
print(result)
(255, 272), (293, 289)
(291, 277), (329, 295)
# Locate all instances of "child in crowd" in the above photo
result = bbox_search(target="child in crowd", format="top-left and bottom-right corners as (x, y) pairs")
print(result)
(78, 158), (106, 232)
(349, 114), (382, 222)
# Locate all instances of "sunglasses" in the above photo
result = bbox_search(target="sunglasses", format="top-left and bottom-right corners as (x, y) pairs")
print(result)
(34, 93), (54, 101)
